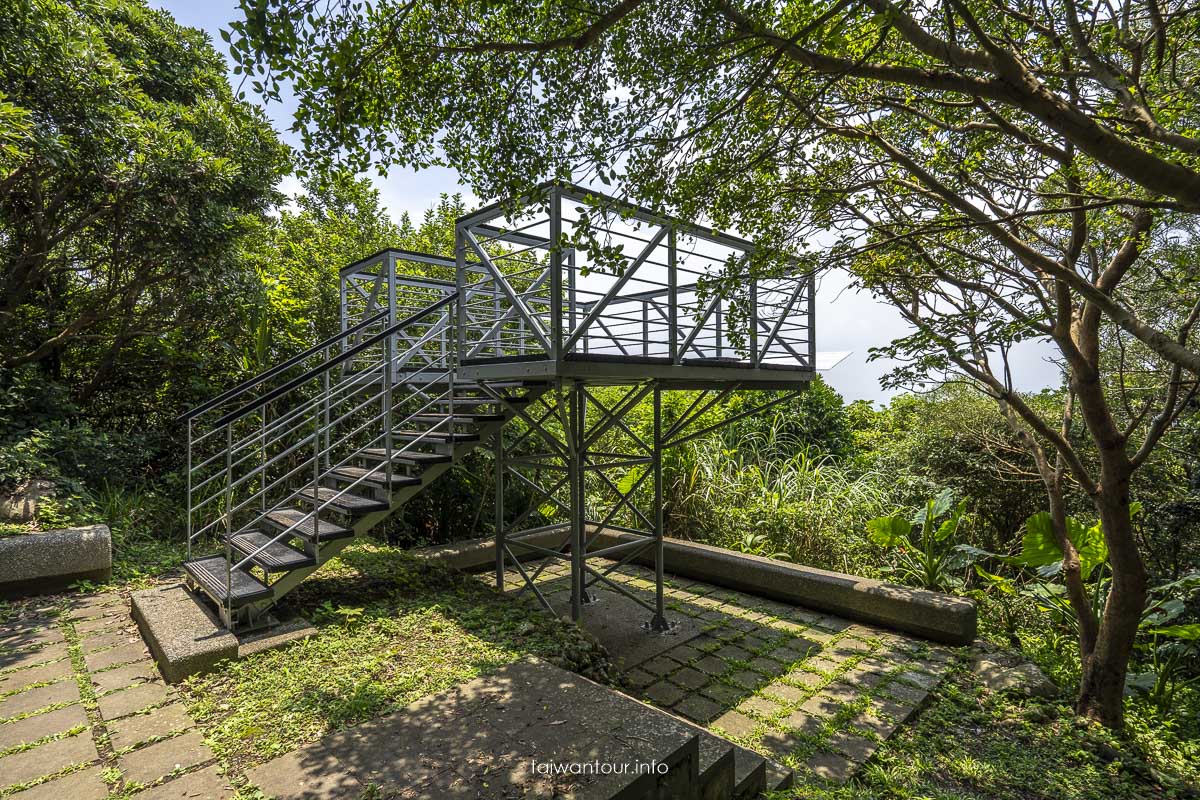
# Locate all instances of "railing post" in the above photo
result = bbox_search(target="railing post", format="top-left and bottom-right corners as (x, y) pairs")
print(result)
(808, 274), (817, 370)
(224, 424), (233, 628)
(549, 187), (562, 363)
(716, 300), (723, 359)
(186, 418), (193, 561)
(494, 429), (504, 592)
(749, 279), (758, 366)
(668, 226), (678, 363)
(313, 382), (322, 566)
(383, 334), (394, 492)
(456, 229), (467, 363)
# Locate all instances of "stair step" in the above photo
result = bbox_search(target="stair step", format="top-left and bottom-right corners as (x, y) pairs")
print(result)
(228, 531), (316, 572)
(360, 449), (452, 466)
(765, 758), (794, 793)
(184, 555), (273, 608)
(408, 413), (506, 424)
(432, 397), (530, 408)
(327, 465), (423, 489)
(263, 508), (354, 541)
(392, 429), (481, 444)
(297, 486), (389, 515)
(732, 746), (767, 799)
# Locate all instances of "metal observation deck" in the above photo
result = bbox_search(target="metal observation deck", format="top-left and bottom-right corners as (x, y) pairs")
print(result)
(183, 182), (814, 633)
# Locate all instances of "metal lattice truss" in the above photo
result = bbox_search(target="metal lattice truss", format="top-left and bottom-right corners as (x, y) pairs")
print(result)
(492, 379), (803, 629)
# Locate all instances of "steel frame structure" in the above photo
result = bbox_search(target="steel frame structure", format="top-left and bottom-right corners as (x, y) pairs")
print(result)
(456, 182), (815, 631)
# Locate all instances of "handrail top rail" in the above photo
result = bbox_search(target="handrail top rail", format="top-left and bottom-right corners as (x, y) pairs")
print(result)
(208, 292), (459, 430)
(176, 308), (390, 423)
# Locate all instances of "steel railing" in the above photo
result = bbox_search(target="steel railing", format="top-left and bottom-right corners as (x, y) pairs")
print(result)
(181, 285), (460, 626)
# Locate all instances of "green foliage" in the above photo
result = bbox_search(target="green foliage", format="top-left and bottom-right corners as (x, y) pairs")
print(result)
(866, 489), (971, 591)
(727, 377), (855, 460)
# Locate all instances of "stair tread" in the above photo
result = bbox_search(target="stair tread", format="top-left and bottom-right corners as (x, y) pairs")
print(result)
(392, 429), (481, 442)
(229, 531), (316, 572)
(185, 555), (272, 607)
(764, 758), (794, 792)
(407, 413), (505, 423)
(264, 508), (354, 540)
(298, 486), (389, 513)
(328, 465), (422, 487)
(361, 448), (452, 464)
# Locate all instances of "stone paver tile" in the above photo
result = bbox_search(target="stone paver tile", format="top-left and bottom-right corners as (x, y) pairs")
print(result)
(0, 704), (89, 752)
(814, 616), (852, 633)
(728, 670), (763, 690)
(711, 710), (757, 738)
(0, 628), (64, 651)
(872, 695), (918, 724)
(98, 681), (170, 721)
(762, 682), (807, 704)
(92, 661), (159, 695)
(7, 765), (107, 800)
(842, 666), (888, 688)
(737, 695), (781, 718)
(72, 613), (128, 635)
(804, 657), (842, 674)
(741, 634), (768, 652)
(0, 644), (69, 673)
(79, 627), (140, 654)
(848, 711), (896, 739)
(882, 681), (928, 704)
(822, 681), (860, 703)
(84, 642), (147, 672)
(641, 656), (676, 676)
(827, 730), (879, 762)
(119, 730), (213, 786)
(693, 655), (726, 675)
(805, 750), (855, 782)
(64, 595), (123, 619)
(700, 682), (744, 705)
(668, 645), (702, 664)
(247, 748), (364, 799)
(799, 694), (842, 718)
(644, 681), (685, 707)
(896, 669), (942, 690)
(758, 728), (806, 760)
(785, 669), (825, 688)
(0, 659), (72, 695)
(671, 667), (708, 691)
(109, 703), (194, 752)
(781, 709), (824, 736)
(0, 680), (80, 720)
(622, 669), (655, 691)
(0, 732), (98, 789)
(748, 657), (786, 677)
(136, 764), (232, 799)
(674, 694), (723, 724)
(714, 644), (751, 662)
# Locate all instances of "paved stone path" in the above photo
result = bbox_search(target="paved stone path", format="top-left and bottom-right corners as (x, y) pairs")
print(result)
(0, 592), (230, 799)
(489, 559), (961, 787)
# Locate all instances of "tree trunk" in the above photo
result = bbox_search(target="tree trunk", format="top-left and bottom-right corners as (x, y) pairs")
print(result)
(1075, 465), (1147, 728)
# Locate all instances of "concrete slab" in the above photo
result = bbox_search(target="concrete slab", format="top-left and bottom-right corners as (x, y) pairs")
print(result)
(592, 531), (978, 645)
(0, 704), (89, 751)
(0, 732), (98, 789)
(0, 679), (79, 719)
(131, 585), (237, 684)
(97, 680), (170, 721)
(118, 730), (213, 785)
(0, 526), (112, 599)
(0, 657), (72, 695)
(108, 703), (194, 752)
(135, 765), (232, 799)
(7, 765), (108, 800)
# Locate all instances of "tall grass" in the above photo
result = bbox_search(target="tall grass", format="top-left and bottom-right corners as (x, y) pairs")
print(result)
(665, 416), (902, 575)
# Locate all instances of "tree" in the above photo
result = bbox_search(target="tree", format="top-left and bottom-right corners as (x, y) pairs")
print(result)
(230, 0), (1200, 727)
(0, 0), (287, 410)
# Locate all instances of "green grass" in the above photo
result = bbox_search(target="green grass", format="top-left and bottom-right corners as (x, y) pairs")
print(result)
(772, 664), (1200, 800)
(179, 541), (613, 779)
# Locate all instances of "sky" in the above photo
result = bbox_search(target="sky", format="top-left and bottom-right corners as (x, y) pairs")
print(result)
(155, 0), (1062, 404)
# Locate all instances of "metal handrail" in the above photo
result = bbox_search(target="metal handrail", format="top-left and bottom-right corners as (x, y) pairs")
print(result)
(211, 293), (458, 429)
(177, 309), (389, 422)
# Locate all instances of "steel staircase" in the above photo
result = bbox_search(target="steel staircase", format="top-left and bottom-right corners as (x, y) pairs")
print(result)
(179, 284), (547, 630)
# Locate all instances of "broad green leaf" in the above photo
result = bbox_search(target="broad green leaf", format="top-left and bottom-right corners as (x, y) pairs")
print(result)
(973, 563), (1016, 594)
(867, 515), (911, 548)
(1145, 624), (1200, 640)
(1066, 518), (1107, 580)
(1011, 512), (1063, 567)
